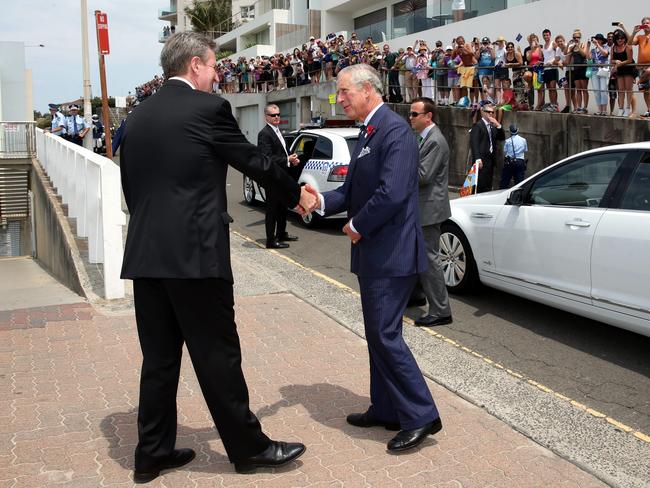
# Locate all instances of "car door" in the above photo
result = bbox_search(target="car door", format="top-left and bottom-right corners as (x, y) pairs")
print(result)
(591, 152), (650, 327)
(491, 151), (628, 302)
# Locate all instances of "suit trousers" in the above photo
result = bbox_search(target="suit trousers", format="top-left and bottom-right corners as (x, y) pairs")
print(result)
(477, 157), (496, 193)
(419, 224), (451, 318)
(132, 278), (270, 469)
(265, 189), (287, 241)
(358, 274), (439, 430)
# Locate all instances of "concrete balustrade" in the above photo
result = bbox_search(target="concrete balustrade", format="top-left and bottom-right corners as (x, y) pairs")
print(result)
(35, 129), (126, 299)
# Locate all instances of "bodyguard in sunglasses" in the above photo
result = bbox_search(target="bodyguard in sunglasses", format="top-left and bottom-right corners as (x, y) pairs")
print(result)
(470, 102), (505, 193)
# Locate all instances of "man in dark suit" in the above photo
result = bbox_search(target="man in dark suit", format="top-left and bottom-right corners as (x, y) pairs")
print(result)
(470, 102), (505, 193)
(409, 97), (453, 327)
(120, 33), (313, 483)
(310, 65), (442, 452)
(257, 104), (300, 249)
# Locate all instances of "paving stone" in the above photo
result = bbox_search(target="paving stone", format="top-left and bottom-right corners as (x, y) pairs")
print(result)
(0, 296), (608, 487)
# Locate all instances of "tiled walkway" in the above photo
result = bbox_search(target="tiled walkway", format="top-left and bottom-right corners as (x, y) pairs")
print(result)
(0, 294), (606, 487)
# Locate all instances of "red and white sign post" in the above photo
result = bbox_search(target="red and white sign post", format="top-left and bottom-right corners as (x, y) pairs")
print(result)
(95, 10), (113, 157)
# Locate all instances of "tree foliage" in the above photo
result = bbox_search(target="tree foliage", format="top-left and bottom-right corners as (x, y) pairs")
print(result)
(184, 0), (231, 36)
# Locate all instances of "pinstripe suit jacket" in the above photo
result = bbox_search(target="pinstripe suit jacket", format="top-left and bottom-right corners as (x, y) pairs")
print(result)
(323, 104), (427, 278)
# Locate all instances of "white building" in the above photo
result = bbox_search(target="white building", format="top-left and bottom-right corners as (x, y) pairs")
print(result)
(0, 41), (33, 122)
(158, 0), (195, 43)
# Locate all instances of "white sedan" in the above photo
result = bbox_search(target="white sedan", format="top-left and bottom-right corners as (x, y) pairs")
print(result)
(242, 127), (359, 226)
(441, 142), (650, 337)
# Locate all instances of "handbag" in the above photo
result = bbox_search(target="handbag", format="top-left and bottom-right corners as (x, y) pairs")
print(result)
(595, 66), (610, 78)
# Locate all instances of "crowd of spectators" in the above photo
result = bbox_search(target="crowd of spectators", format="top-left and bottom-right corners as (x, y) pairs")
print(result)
(136, 17), (650, 118)
(134, 75), (164, 103)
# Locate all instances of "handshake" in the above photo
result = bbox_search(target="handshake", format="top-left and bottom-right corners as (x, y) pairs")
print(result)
(295, 184), (320, 216)
(294, 185), (362, 244)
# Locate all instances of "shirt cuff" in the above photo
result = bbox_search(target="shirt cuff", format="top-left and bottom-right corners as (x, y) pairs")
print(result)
(315, 193), (325, 216)
(349, 219), (358, 234)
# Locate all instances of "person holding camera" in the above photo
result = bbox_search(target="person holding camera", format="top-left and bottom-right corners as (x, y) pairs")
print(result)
(565, 29), (590, 114)
(624, 17), (650, 117)
(500, 124), (528, 189)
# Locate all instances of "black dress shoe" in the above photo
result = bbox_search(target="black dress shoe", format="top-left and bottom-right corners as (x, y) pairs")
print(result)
(407, 296), (427, 307)
(266, 239), (289, 249)
(133, 448), (196, 484)
(278, 233), (298, 242)
(414, 315), (453, 327)
(346, 411), (400, 431)
(234, 441), (306, 473)
(387, 418), (443, 452)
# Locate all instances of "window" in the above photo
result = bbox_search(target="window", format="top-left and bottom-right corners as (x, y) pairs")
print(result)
(293, 136), (317, 162)
(345, 137), (359, 157)
(392, 0), (432, 38)
(620, 159), (650, 211)
(312, 137), (333, 160)
(527, 152), (625, 207)
(354, 8), (387, 44)
(240, 5), (255, 19)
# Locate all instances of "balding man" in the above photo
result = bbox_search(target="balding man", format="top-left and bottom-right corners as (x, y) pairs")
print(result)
(258, 104), (301, 248)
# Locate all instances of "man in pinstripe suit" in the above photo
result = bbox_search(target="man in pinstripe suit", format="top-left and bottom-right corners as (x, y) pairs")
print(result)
(310, 64), (442, 452)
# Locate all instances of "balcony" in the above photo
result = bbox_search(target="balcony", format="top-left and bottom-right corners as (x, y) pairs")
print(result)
(213, 0), (290, 39)
(158, 6), (177, 21)
(0, 122), (36, 160)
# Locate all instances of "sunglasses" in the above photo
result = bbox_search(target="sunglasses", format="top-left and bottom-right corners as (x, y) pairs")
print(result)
(409, 112), (426, 118)
(482, 109), (495, 114)
(266, 113), (281, 117)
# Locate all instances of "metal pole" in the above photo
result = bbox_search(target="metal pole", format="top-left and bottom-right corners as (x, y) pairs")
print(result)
(81, 0), (93, 150)
(98, 54), (113, 159)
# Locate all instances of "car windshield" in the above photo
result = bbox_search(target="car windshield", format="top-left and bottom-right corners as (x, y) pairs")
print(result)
(345, 137), (359, 157)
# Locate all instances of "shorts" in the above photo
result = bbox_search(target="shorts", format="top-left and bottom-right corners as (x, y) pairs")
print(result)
(448, 76), (459, 87)
(570, 68), (588, 84)
(437, 73), (448, 89)
(494, 66), (509, 80)
(608, 78), (618, 99)
(543, 68), (559, 83)
(458, 66), (475, 88)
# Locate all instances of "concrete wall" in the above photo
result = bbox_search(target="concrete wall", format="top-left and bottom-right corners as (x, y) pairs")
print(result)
(30, 161), (85, 297)
(0, 42), (28, 121)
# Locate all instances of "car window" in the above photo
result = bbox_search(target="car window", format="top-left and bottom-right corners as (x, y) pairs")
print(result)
(312, 137), (333, 159)
(527, 152), (626, 207)
(345, 137), (359, 158)
(620, 158), (650, 212)
(293, 136), (317, 161)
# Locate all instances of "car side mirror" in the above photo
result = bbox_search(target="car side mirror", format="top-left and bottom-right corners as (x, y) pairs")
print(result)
(507, 188), (524, 206)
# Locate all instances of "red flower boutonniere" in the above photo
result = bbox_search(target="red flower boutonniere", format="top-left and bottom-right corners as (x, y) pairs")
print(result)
(365, 125), (376, 137)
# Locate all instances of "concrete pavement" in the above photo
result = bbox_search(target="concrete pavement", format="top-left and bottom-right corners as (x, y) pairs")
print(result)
(0, 234), (647, 486)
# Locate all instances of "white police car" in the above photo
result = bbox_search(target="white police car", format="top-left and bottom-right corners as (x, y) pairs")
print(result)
(242, 127), (360, 226)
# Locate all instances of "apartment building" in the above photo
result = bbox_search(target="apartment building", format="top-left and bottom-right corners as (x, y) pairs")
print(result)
(158, 0), (194, 43)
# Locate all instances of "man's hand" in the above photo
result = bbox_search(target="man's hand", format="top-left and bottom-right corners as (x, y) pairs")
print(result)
(288, 153), (300, 166)
(476, 159), (483, 169)
(343, 221), (361, 244)
(486, 115), (500, 127)
(295, 185), (319, 216)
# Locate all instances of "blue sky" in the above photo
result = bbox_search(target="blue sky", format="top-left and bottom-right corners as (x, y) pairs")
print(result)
(1, 0), (165, 113)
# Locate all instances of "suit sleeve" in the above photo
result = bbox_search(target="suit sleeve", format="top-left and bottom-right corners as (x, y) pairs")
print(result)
(495, 126), (505, 142)
(214, 100), (300, 208)
(257, 129), (288, 169)
(352, 122), (417, 238)
(470, 124), (481, 162)
(418, 138), (442, 188)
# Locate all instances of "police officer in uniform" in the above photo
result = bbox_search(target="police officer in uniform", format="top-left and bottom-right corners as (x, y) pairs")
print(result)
(47, 103), (67, 137)
(65, 104), (89, 146)
(499, 124), (528, 189)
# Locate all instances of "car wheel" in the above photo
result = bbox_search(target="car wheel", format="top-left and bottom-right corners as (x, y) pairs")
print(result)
(439, 222), (479, 294)
(243, 175), (257, 206)
(300, 211), (320, 228)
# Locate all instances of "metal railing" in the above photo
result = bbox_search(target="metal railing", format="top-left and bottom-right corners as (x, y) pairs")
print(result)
(211, 0), (290, 38)
(0, 122), (36, 159)
(35, 128), (126, 299)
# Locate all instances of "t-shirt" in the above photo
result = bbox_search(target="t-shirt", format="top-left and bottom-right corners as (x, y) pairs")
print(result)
(637, 34), (650, 64)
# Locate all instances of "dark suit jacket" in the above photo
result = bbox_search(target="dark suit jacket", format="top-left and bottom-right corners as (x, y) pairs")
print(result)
(120, 79), (300, 281)
(323, 104), (427, 278)
(257, 124), (291, 186)
(470, 119), (505, 163)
